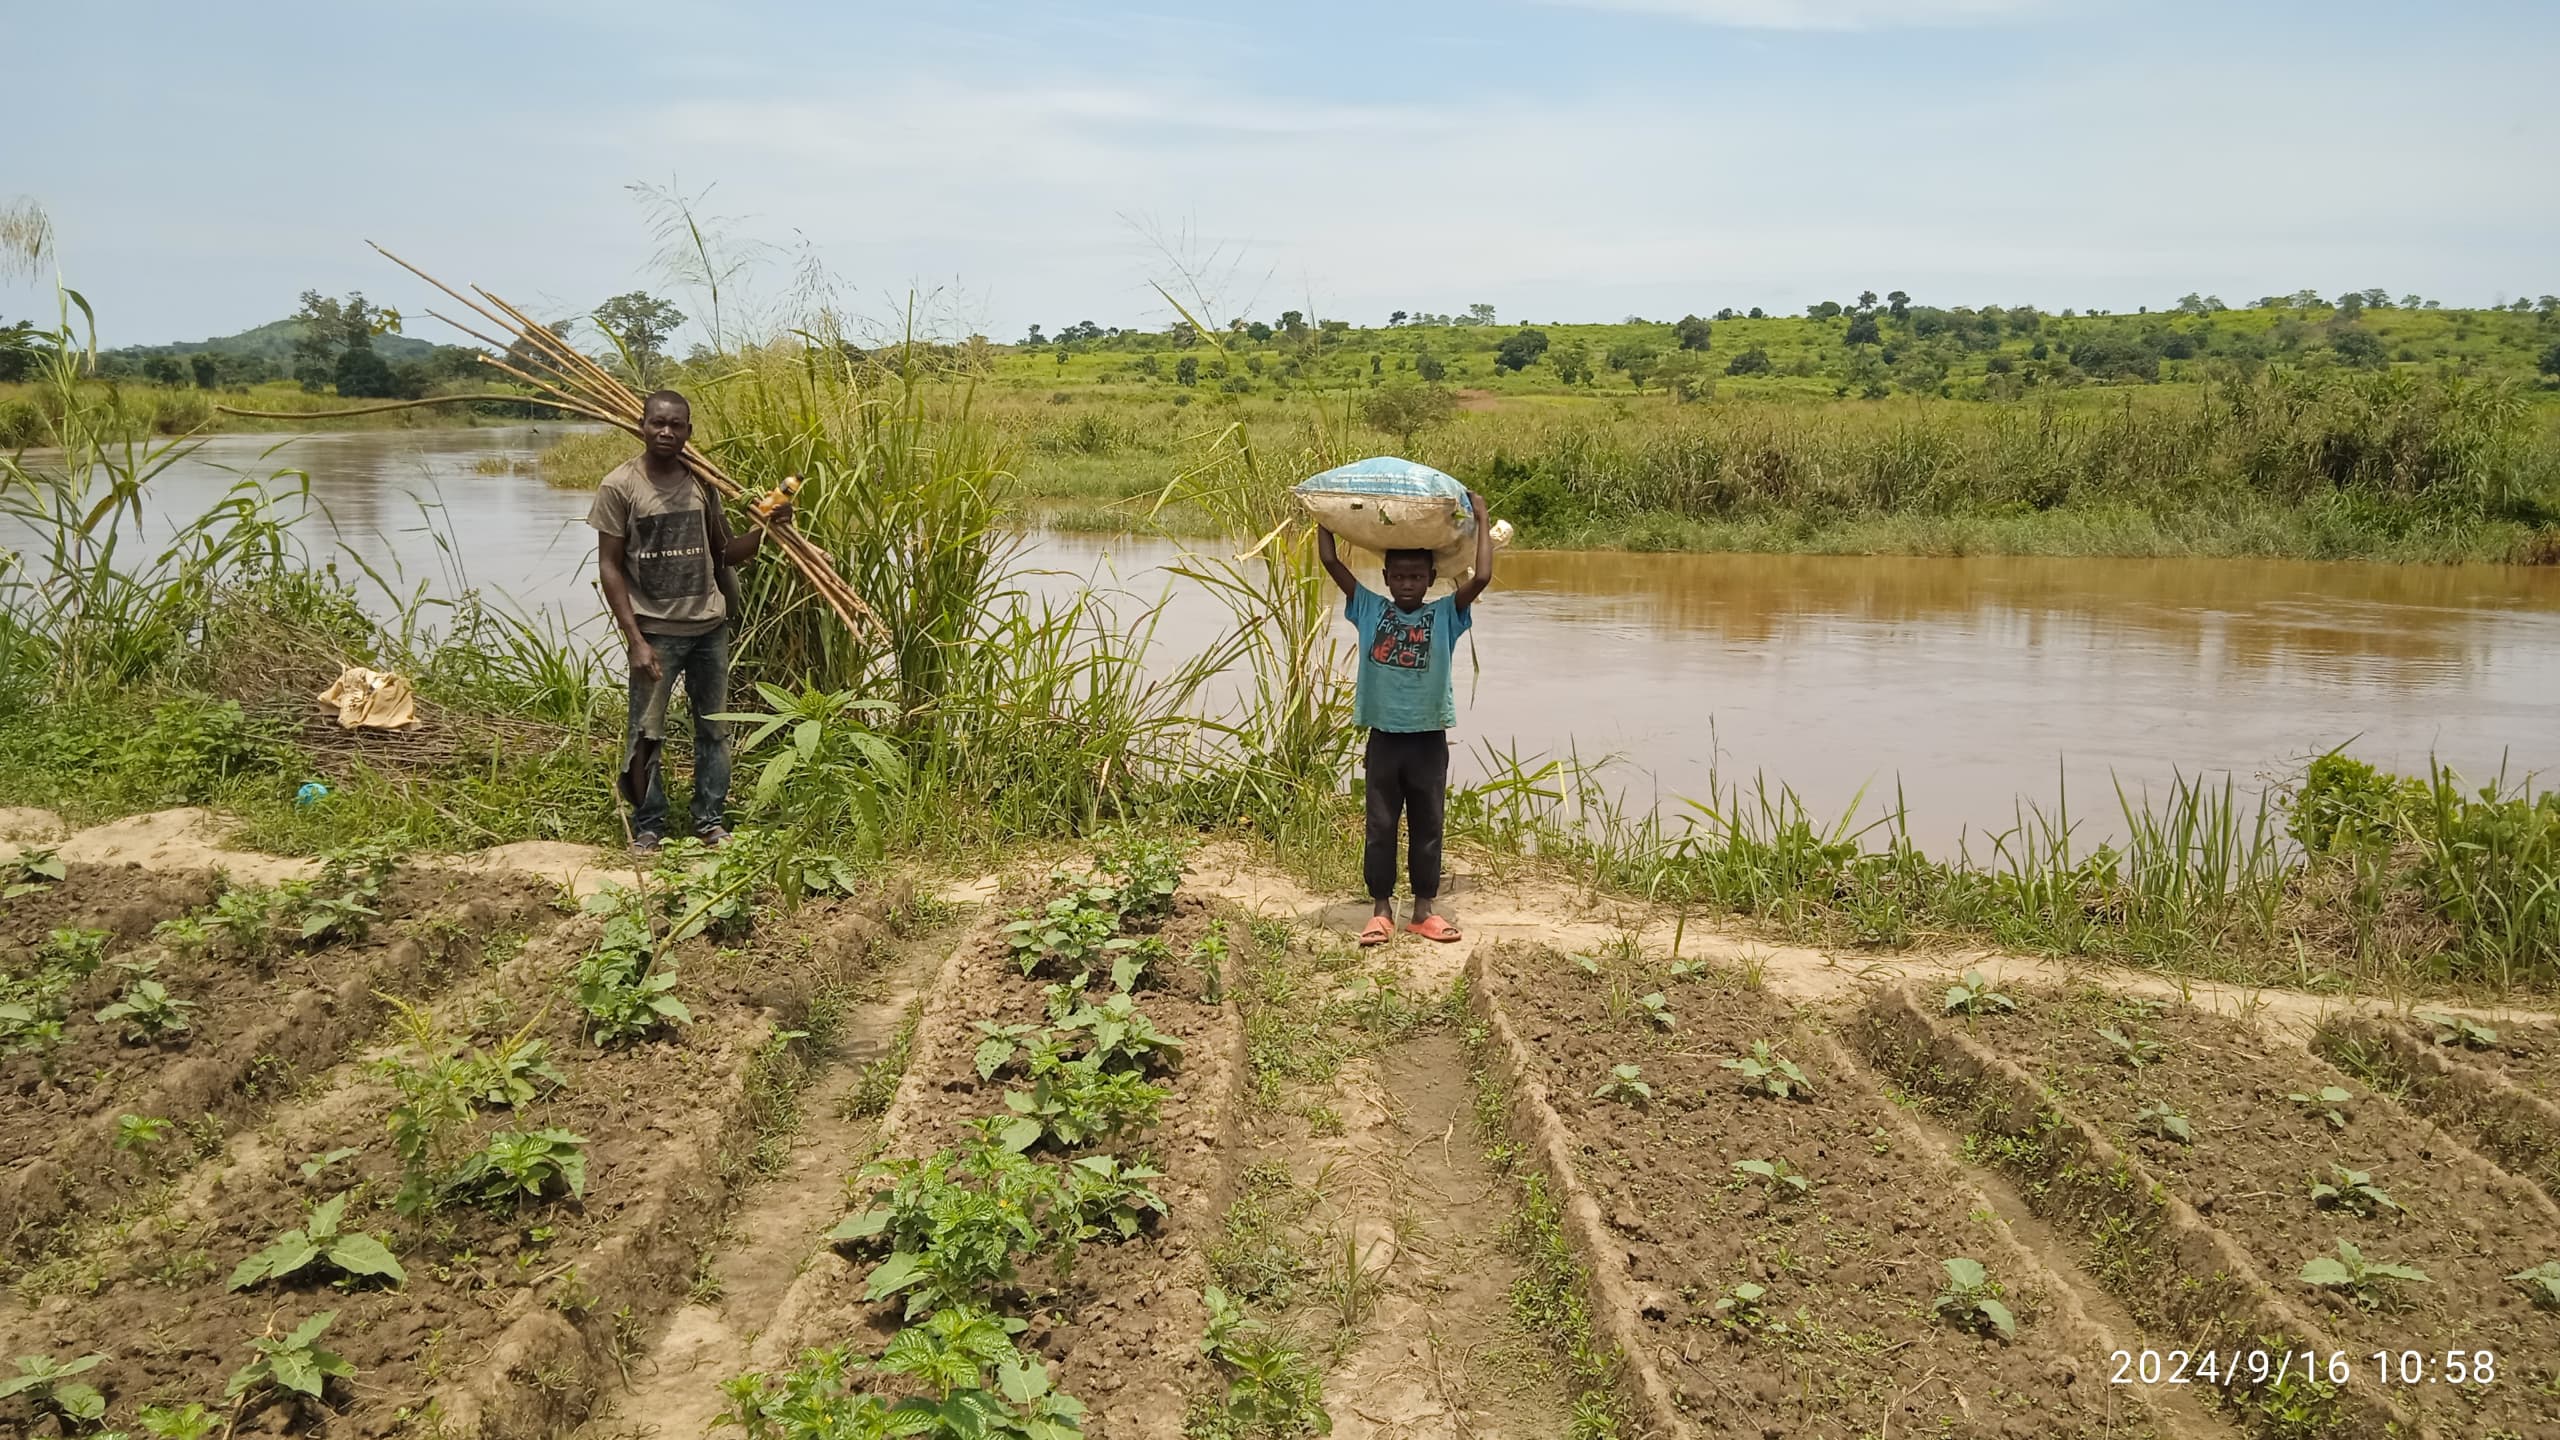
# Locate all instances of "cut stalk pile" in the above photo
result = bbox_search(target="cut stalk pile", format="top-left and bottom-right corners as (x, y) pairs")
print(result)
(219, 244), (882, 642)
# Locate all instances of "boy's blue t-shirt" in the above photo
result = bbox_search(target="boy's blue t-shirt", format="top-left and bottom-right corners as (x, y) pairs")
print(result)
(1346, 586), (1472, 733)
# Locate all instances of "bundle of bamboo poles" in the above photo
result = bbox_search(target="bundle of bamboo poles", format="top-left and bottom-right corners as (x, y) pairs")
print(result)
(217, 243), (882, 641)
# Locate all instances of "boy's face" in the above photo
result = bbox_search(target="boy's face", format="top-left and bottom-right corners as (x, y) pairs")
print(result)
(1383, 557), (1434, 609)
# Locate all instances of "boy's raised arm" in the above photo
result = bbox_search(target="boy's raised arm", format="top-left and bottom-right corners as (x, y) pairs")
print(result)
(1315, 524), (1359, 599)
(1455, 490), (1495, 610)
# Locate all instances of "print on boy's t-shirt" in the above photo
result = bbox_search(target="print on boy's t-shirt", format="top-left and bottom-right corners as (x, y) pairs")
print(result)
(629, 508), (711, 601)
(1367, 604), (1436, 670)
(1346, 586), (1470, 734)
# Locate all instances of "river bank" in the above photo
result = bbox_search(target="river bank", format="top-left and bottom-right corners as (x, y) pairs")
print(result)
(10, 331), (2560, 1006)
(518, 371), (2560, 564)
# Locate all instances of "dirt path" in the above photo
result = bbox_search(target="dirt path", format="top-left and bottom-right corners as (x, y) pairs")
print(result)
(1314, 1031), (1573, 1439)
(1186, 842), (2559, 1043)
(567, 919), (951, 1440)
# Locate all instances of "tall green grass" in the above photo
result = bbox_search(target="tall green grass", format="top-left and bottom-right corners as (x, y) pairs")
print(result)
(1445, 740), (2556, 995)
(974, 369), (2560, 561)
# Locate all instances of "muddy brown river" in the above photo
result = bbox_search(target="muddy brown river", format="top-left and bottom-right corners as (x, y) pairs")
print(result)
(74, 426), (2560, 848)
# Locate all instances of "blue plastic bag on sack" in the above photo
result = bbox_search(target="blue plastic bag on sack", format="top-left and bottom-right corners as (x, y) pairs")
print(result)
(1294, 457), (1479, 579)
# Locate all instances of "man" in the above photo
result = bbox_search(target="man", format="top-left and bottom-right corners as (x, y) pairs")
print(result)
(588, 390), (787, 852)
(1317, 498), (1496, 946)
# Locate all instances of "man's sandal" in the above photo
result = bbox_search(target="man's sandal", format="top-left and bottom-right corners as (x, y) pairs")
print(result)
(1406, 915), (1462, 943)
(1357, 917), (1395, 948)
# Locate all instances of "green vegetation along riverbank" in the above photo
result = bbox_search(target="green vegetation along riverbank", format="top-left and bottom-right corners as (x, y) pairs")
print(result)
(8, 287), (2560, 1004)
(533, 369), (2560, 564)
(19, 281), (2560, 563)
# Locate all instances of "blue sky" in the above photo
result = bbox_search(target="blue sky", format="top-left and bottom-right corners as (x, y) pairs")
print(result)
(7, 0), (2553, 347)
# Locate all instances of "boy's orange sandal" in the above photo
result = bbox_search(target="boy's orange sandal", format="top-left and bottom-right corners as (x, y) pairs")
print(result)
(1406, 915), (1462, 943)
(1358, 917), (1396, 947)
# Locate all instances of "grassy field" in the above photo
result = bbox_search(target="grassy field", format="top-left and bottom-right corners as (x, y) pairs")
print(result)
(23, 294), (2560, 562)
(989, 298), (2560, 402)
(509, 300), (2560, 563)
(0, 377), (556, 447)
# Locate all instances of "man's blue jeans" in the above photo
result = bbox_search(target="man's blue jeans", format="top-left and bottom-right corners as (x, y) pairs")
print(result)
(625, 626), (733, 840)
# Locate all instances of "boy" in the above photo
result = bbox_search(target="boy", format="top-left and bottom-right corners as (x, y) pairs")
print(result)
(1317, 496), (1495, 946)
(588, 390), (789, 852)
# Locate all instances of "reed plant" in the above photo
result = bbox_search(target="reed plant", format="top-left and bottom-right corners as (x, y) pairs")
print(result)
(1446, 739), (2555, 995)
(985, 368), (2560, 562)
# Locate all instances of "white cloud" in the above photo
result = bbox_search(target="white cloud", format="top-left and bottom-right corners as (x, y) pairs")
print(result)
(1541, 0), (2054, 29)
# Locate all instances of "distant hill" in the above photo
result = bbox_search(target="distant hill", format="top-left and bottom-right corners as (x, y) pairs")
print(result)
(108, 317), (451, 364)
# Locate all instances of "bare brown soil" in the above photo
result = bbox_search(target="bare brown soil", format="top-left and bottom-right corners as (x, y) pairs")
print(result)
(0, 884), (898, 1439)
(0, 860), (216, 952)
(1476, 942), (2166, 1438)
(1943, 983), (2560, 1438)
(0, 866), (548, 1259)
(2316, 1013), (2560, 1208)
(2398, 1016), (2560, 1102)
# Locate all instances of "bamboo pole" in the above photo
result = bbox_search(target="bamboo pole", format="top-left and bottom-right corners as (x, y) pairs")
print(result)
(339, 243), (884, 640)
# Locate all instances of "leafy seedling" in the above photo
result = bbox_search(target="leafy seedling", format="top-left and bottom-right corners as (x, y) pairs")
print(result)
(2414, 1011), (2498, 1050)
(1000, 1060), (1167, 1152)
(2299, 1240), (2428, 1308)
(1570, 953), (1600, 977)
(1111, 934), (1165, 994)
(1004, 888), (1134, 981)
(96, 976), (198, 1040)
(1943, 969), (2016, 1016)
(1733, 1158), (1811, 1197)
(2309, 1165), (2400, 1219)
(1721, 1040), (1811, 1099)
(449, 1129), (588, 1205)
(1061, 1154), (1169, 1241)
(2287, 1085), (2353, 1130)
(115, 1112), (174, 1153)
(460, 1024), (567, 1109)
(2, 845), (64, 898)
(1710, 1281), (1773, 1334)
(1196, 1288), (1329, 1437)
(1, 1351), (107, 1424)
(1190, 926), (1230, 1003)
(1095, 831), (1186, 922)
(300, 1146), (361, 1180)
(225, 1311), (354, 1403)
(1056, 991), (1186, 1073)
(137, 1401), (222, 1439)
(2098, 1026), (2164, 1069)
(2508, 1260), (2560, 1310)
(2133, 1102), (2194, 1144)
(831, 1139), (1073, 1320)
(1930, 1258), (2016, 1340)
(229, 1192), (406, 1290)
(572, 898), (692, 1045)
(973, 1020), (1041, 1080)
(1593, 1063), (1652, 1106)
(1667, 957), (1708, 982)
(1635, 991), (1676, 1030)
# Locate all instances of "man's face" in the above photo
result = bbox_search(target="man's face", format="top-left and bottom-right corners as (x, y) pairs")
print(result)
(1384, 557), (1434, 609)
(642, 400), (692, 460)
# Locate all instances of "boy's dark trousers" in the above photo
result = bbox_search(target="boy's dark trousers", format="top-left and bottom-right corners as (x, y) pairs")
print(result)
(1363, 728), (1448, 902)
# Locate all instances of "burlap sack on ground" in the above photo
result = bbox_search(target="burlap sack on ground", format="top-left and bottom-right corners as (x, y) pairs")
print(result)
(316, 667), (422, 730)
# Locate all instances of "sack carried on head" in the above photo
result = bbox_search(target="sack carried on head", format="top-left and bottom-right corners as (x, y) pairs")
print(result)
(1294, 456), (1498, 597)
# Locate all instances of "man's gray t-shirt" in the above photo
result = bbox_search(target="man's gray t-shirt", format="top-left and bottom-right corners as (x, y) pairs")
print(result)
(587, 460), (726, 637)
